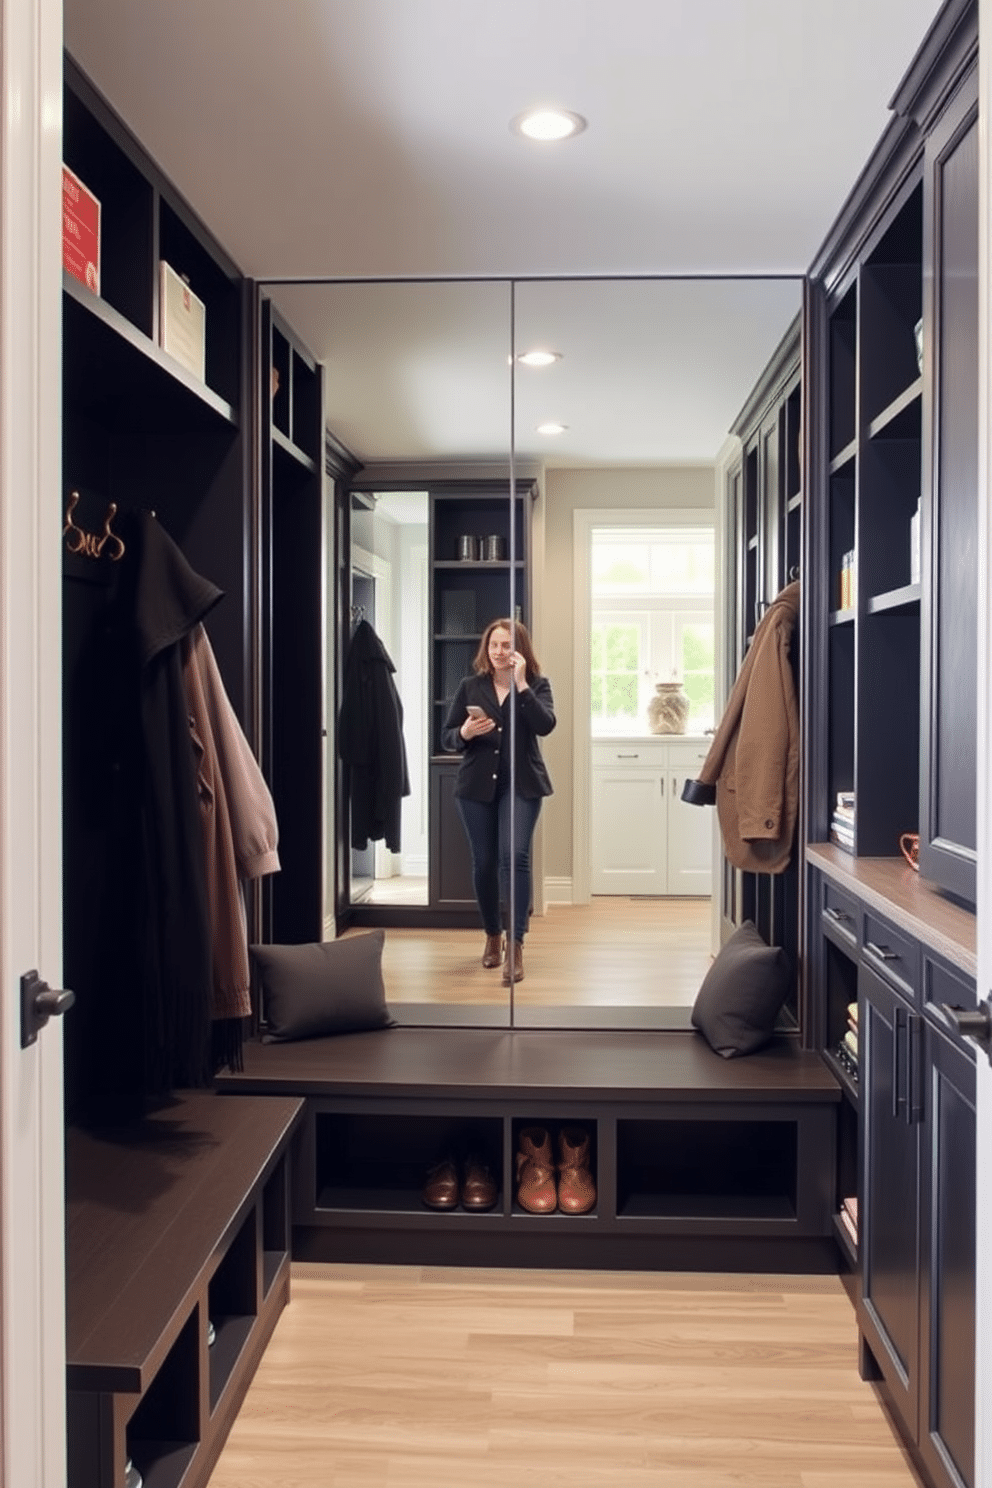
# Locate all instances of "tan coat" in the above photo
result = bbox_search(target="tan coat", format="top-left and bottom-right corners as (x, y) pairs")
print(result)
(683, 582), (800, 874)
(182, 624), (281, 1021)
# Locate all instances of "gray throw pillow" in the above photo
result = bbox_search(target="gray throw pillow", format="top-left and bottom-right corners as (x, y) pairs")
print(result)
(251, 932), (395, 1043)
(691, 920), (790, 1057)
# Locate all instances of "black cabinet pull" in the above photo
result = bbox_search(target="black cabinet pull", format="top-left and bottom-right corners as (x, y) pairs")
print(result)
(892, 1004), (906, 1120)
(908, 1013), (924, 1123)
(866, 941), (899, 962)
(824, 906), (852, 923)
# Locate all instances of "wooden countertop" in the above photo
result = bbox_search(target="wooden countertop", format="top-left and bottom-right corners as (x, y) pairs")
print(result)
(806, 842), (976, 978)
(65, 1090), (303, 1393)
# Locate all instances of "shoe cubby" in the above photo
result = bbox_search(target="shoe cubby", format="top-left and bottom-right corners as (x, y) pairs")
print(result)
(262, 1159), (290, 1298)
(313, 1111), (503, 1215)
(207, 1210), (258, 1414)
(510, 1116), (599, 1219)
(125, 1309), (200, 1488)
(615, 1117), (798, 1222)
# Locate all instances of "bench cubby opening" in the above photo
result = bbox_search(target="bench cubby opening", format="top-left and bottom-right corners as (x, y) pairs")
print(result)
(616, 1116), (798, 1221)
(314, 1110), (503, 1215)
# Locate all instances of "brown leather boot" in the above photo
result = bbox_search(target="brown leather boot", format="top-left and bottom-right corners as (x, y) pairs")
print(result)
(501, 939), (524, 985)
(515, 1126), (556, 1213)
(557, 1126), (596, 1215)
(482, 934), (503, 969)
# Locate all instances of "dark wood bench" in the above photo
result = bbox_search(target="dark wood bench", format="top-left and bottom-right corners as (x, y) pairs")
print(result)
(65, 1090), (303, 1488)
(217, 1026), (841, 1274)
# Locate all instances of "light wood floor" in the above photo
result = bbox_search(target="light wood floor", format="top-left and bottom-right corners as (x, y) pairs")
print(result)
(207, 1263), (923, 1488)
(370, 897), (714, 1008)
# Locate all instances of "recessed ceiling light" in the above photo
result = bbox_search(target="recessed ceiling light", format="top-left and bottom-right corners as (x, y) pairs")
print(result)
(512, 108), (586, 142)
(536, 422), (568, 436)
(517, 350), (562, 367)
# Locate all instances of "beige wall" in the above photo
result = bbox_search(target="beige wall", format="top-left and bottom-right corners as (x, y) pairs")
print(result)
(535, 465), (716, 890)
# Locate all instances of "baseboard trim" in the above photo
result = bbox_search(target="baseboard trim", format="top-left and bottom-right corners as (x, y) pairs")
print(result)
(543, 877), (573, 904)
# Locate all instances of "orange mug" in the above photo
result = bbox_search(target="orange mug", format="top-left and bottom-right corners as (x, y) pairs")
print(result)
(899, 832), (919, 871)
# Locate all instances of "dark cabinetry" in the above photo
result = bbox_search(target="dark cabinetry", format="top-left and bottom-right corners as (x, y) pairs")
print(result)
(919, 73), (979, 901)
(807, 849), (976, 1488)
(808, 9), (977, 903)
(722, 317), (802, 1009)
(860, 960), (976, 1488)
(62, 60), (250, 1117)
(429, 482), (532, 912)
(259, 299), (326, 943)
(66, 1093), (302, 1488)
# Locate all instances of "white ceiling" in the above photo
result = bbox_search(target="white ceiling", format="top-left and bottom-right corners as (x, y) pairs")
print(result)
(64, 0), (946, 464)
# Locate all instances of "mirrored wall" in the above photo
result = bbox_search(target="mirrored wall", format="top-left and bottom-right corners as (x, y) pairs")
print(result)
(264, 275), (802, 1028)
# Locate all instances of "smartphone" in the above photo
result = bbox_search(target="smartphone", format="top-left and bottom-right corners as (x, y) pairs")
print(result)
(465, 705), (486, 719)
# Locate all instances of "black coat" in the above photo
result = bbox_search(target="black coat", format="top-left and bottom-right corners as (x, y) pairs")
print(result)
(339, 620), (410, 851)
(77, 510), (220, 1107)
(441, 674), (555, 801)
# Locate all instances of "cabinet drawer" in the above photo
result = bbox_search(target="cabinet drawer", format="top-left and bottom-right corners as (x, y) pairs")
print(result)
(924, 955), (978, 1031)
(820, 879), (858, 950)
(862, 911), (919, 999)
(665, 739), (711, 769)
(592, 741), (665, 769)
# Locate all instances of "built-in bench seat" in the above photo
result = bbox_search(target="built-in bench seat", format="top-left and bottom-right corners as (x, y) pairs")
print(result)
(65, 1091), (303, 1488)
(217, 1026), (842, 1274)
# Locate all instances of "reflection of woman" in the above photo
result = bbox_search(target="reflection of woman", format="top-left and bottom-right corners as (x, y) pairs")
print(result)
(441, 619), (555, 984)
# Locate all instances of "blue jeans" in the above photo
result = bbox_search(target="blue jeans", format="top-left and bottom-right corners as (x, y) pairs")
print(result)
(455, 791), (543, 943)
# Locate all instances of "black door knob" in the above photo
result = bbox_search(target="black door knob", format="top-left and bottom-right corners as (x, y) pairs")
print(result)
(20, 970), (75, 1049)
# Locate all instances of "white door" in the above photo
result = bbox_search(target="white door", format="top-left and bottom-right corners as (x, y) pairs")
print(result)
(0, 1), (67, 1484)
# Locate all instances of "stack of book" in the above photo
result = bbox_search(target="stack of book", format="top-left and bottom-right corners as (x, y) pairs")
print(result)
(839, 548), (857, 610)
(838, 1194), (858, 1249)
(835, 1000), (858, 1082)
(830, 791), (855, 851)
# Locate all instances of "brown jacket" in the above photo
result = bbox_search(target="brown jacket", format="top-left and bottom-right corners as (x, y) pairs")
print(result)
(683, 582), (799, 874)
(182, 624), (281, 1021)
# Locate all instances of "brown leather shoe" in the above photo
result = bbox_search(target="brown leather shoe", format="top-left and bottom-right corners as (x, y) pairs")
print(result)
(461, 1152), (498, 1211)
(515, 1126), (556, 1213)
(482, 934), (504, 969)
(501, 939), (524, 985)
(422, 1156), (459, 1210)
(557, 1126), (596, 1215)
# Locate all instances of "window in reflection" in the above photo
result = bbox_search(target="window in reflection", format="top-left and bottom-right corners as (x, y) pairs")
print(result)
(590, 525), (715, 736)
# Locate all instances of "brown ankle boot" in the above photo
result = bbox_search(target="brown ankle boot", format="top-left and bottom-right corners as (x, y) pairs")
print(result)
(515, 1126), (556, 1213)
(501, 940), (524, 984)
(557, 1126), (596, 1214)
(482, 934), (503, 969)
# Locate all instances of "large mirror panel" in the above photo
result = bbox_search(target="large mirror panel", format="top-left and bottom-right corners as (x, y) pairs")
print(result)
(267, 279), (514, 1023)
(511, 277), (802, 1027)
(263, 276), (802, 1029)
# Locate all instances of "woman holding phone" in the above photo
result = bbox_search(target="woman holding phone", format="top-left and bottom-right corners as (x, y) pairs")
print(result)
(441, 618), (555, 983)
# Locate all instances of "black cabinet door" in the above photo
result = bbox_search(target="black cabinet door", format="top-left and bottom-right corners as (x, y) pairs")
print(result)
(858, 961), (921, 1436)
(919, 72), (978, 904)
(918, 1020), (975, 1488)
(429, 761), (476, 910)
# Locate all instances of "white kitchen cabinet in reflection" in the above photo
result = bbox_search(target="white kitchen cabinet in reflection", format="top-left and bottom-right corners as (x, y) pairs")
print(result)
(590, 739), (712, 896)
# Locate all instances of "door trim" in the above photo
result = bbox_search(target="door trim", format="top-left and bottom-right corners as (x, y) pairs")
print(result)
(0, 0), (67, 1481)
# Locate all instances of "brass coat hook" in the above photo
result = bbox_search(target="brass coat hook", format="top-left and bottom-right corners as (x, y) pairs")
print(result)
(63, 490), (126, 561)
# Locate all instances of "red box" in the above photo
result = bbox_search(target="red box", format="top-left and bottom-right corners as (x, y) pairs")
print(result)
(62, 165), (101, 294)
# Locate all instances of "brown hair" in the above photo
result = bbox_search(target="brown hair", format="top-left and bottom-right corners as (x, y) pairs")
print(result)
(472, 618), (542, 680)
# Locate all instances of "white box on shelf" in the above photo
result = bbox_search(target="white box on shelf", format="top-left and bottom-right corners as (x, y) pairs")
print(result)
(159, 260), (206, 381)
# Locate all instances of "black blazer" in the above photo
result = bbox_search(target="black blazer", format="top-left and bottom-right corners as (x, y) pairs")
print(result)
(441, 673), (555, 802)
